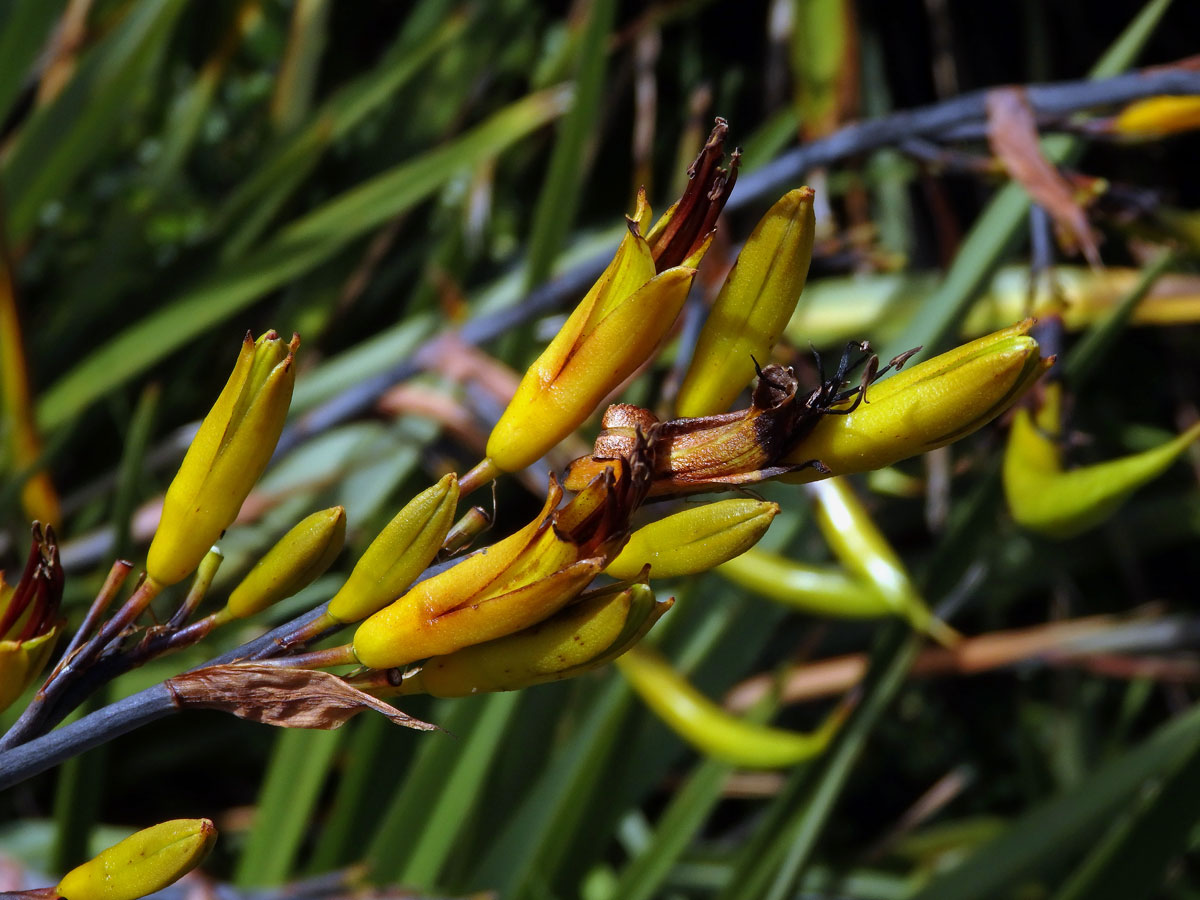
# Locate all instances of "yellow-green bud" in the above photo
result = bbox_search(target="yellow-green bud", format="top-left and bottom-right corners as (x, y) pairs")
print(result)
(147, 332), (299, 586)
(328, 474), (459, 624)
(605, 499), (779, 580)
(717, 549), (889, 618)
(782, 321), (1050, 482)
(1003, 382), (1200, 538)
(224, 507), (346, 620)
(56, 819), (216, 900)
(616, 646), (847, 769)
(676, 187), (816, 417)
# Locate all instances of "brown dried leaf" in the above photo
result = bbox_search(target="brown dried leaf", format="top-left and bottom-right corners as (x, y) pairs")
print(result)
(986, 87), (1101, 266)
(165, 664), (437, 731)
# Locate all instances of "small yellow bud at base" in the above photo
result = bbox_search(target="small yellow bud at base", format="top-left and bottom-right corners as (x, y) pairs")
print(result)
(56, 819), (217, 900)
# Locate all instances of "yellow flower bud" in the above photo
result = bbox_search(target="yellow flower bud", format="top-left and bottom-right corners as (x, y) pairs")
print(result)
(147, 331), (299, 586)
(224, 507), (346, 620)
(486, 191), (702, 474)
(379, 581), (671, 698)
(1112, 95), (1200, 138)
(676, 187), (817, 417)
(56, 818), (217, 900)
(1003, 382), (1200, 538)
(327, 474), (459, 624)
(717, 548), (889, 618)
(605, 499), (779, 580)
(616, 646), (848, 769)
(353, 461), (647, 669)
(780, 321), (1051, 482)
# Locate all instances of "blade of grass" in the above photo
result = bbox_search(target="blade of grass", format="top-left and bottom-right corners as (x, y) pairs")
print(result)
(233, 727), (345, 887)
(399, 691), (522, 889)
(0, 0), (70, 124)
(36, 84), (572, 430)
(522, 0), (614, 290)
(1, 0), (188, 244)
(909, 698), (1200, 900)
(110, 383), (160, 561)
(214, 8), (469, 255)
(1062, 249), (1176, 389)
(365, 693), (519, 883)
(714, 623), (920, 900)
(269, 0), (329, 134)
(1050, 733), (1200, 900)
(884, 0), (1174, 359)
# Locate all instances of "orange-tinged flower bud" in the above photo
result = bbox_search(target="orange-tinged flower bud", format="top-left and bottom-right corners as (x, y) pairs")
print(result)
(780, 322), (1051, 482)
(56, 818), (216, 900)
(374, 580), (671, 698)
(676, 187), (816, 417)
(147, 331), (299, 586)
(224, 507), (346, 620)
(486, 192), (700, 474)
(352, 459), (648, 669)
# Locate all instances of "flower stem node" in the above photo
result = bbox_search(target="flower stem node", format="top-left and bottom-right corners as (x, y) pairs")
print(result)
(147, 331), (300, 587)
(56, 818), (216, 900)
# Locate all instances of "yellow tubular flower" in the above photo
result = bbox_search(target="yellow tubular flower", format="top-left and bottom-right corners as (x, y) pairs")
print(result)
(808, 477), (957, 645)
(1112, 95), (1200, 138)
(780, 321), (1051, 482)
(486, 191), (702, 474)
(56, 819), (217, 900)
(1003, 382), (1200, 539)
(605, 499), (779, 580)
(717, 548), (891, 618)
(327, 474), (459, 624)
(223, 507), (346, 621)
(353, 461), (647, 669)
(147, 331), (299, 587)
(676, 187), (817, 417)
(376, 581), (672, 698)
(0, 524), (64, 713)
(616, 646), (848, 769)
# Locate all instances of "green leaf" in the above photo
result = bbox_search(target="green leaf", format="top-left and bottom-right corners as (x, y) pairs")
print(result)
(1, 0), (188, 244)
(234, 728), (345, 886)
(36, 85), (572, 430)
